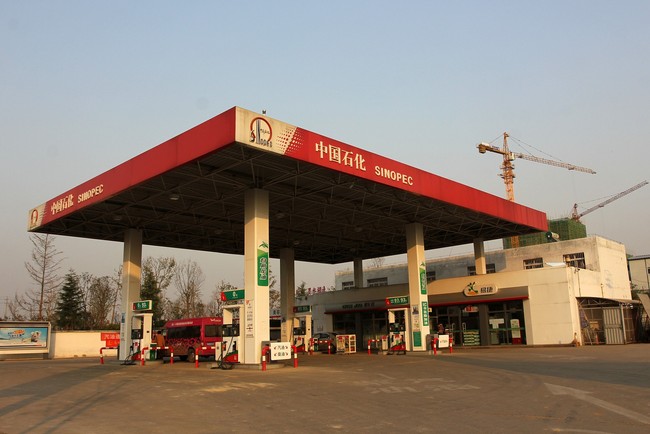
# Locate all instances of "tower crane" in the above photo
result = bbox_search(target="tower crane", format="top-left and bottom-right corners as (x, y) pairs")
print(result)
(571, 180), (648, 221)
(477, 132), (596, 203)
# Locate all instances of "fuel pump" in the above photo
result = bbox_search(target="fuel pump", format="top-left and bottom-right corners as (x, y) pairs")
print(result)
(292, 314), (312, 353)
(387, 309), (407, 354)
(219, 305), (241, 368)
(130, 312), (153, 361)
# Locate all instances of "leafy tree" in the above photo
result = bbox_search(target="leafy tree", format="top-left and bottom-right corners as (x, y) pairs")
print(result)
(24, 234), (64, 320)
(296, 281), (308, 298)
(56, 271), (85, 330)
(141, 267), (165, 327)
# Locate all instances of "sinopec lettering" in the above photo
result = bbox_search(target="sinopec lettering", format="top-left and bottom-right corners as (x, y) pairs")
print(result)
(78, 184), (104, 203)
(374, 166), (414, 185)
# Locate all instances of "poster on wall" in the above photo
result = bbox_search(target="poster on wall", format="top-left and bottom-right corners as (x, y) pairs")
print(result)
(0, 325), (49, 348)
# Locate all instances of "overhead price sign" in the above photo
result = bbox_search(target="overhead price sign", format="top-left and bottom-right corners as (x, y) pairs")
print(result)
(221, 289), (245, 301)
(132, 300), (152, 311)
(385, 296), (409, 306)
(293, 305), (311, 313)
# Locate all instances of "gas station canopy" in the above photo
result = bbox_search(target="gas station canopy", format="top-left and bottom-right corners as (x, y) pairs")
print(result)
(28, 107), (547, 263)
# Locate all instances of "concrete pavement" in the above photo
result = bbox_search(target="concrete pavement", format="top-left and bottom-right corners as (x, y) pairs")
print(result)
(1, 345), (649, 433)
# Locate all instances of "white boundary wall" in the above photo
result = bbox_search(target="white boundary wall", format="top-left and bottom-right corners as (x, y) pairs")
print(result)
(49, 330), (117, 359)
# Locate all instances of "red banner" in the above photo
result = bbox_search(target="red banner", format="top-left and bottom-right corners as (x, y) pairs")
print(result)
(101, 332), (120, 341)
(104, 339), (120, 348)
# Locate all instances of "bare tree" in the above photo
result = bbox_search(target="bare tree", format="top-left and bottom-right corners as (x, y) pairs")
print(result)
(24, 234), (64, 320)
(207, 280), (237, 316)
(369, 257), (386, 268)
(143, 257), (176, 294)
(173, 259), (204, 318)
(77, 272), (94, 327)
(142, 256), (176, 324)
(109, 266), (122, 325)
(268, 270), (280, 310)
(7, 293), (28, 320)
(87, 276), (115, 328)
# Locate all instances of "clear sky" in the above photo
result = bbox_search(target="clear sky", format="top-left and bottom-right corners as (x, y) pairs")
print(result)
(2, 1), (649, 307)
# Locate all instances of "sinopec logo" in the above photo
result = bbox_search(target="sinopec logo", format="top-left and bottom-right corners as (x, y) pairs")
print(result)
(249, 117), (272, 147)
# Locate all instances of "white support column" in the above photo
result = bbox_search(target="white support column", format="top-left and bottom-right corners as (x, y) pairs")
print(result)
(280, 247), (295, 343)
(243, 189), (270, 364)
(405, 222), (430, 351)
(119, 228), (142, 361)
(474, 238), (487, 275)
(353, 257), (363, 288)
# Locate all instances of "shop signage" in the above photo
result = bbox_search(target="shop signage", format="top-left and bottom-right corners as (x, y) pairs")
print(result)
(340, 301), (380, 310)
(132, 300), (152, 311)
(463, 305), (479, 313)
(463, 282), (498, 297)
(386, 296), (409, 306)
(293, 305), (311, 313)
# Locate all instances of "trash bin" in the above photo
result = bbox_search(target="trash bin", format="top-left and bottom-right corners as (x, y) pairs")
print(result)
(149, 345), (157, 361)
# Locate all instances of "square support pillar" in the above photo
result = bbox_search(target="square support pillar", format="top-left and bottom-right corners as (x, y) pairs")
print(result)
(353, 257), (364, 288)
(405, 222), (431, 351)
(243, 189), (270, 364)
(119, 228), (142, 361)
(474, 238), (487, 275)
(280, 247), (295, 343)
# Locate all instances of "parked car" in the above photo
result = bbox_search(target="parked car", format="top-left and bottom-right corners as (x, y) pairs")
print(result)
(312, 332), (338, 353)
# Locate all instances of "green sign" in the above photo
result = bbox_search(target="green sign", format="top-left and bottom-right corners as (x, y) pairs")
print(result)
(221, 289), (245, 301)
(386, 296), (409, 306)
(422, 301), (429, 327)
(132, 300), (152, 311)
(419, 262), (427, 295)
(293, 305), (311, 313)
(257, 241), (269, 286)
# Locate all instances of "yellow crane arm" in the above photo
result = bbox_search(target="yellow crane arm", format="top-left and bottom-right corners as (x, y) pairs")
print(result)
(513, 152), (596, 174)
(477, 142), (596, 174)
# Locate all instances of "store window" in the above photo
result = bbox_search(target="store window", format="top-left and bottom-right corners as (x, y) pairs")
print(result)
(333, 313), (356, 334)
(467, 264), (496, 275)
(426, 270), (436, 282)
(341, 281), (354, 290)
(524, 257), (543, 269)
(564, 252), (586, 269)
(367, 277), (388, 287)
